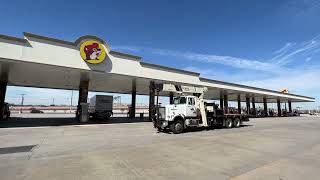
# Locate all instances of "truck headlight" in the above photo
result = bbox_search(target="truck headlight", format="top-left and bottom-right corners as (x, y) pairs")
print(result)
(162, 121), (168, 127)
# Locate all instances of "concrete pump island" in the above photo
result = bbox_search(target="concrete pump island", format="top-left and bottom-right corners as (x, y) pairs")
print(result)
(0, 32), (319, 180)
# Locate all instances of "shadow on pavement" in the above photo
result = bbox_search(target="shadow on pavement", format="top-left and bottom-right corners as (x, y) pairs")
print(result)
(159, 124), (253, 134)
(0, 116), (151, 129)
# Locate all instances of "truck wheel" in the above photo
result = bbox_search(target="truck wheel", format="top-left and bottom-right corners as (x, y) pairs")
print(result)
(225, 118), (233, 128)
(170, 121), (184, 134)
(105, 114), (111, 120)
(233, 118), (240, 128)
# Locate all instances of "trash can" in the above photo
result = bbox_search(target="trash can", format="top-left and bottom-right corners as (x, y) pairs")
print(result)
(80, 103), (89, 123)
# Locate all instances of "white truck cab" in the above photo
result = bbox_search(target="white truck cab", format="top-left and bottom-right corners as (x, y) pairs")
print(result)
(156, 94), (208, 133)
(165, 96), (198, 121)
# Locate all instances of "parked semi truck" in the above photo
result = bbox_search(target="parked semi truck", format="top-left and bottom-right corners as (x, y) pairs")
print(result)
(89, 95), (113, 120)
(153, 84), (249, 134)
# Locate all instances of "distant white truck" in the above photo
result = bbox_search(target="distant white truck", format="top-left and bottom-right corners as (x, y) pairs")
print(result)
(89, 95), (113, 120)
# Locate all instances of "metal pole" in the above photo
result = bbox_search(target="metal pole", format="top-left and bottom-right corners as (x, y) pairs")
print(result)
(70, 90), (73, 113)
(20, 94), (26, 114)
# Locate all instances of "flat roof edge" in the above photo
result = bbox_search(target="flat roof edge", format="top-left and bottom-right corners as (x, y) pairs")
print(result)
(23, 32), (76, 46)
(140, 61), (200, 76)
(200, 77), (315, 100)
(109, 50), (141, 61)
(0, 34), (28, 44)
(22, 32), (142, 61)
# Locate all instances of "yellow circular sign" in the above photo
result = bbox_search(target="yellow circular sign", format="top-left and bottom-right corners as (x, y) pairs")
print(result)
(79, 40), (106, 64)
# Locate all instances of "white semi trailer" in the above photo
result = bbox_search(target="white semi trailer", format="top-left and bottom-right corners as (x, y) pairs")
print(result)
(89, 95), (113, 120)
(153, 84), (249, 134)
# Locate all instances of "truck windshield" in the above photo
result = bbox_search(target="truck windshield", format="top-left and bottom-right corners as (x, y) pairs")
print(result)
(173, 97), (186, 104)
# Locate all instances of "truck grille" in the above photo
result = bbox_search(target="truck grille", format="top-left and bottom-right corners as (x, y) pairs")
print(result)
(158, 107), (166, 120)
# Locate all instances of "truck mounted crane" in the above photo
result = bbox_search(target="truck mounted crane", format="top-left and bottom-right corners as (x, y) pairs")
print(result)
(153, 83), (249, 134)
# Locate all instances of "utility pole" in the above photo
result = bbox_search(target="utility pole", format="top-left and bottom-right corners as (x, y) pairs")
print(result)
(70, 90), (73, 113)
(20, 94), (26, 114)
(114, 96), (121, 105)
(52, 98), (55, 106)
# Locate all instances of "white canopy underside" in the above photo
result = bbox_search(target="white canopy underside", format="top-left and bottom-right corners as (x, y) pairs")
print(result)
(0, 59), (311, 103)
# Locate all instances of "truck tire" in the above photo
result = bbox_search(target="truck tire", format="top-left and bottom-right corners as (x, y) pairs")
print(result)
(225, 118), (233, 129)
(170, 120), (184, 134)
(104, 114), (111, 120)
(233, 118), (240, 128)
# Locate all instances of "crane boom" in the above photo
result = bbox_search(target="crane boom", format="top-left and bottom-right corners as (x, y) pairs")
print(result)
(158, 83), (208, 94)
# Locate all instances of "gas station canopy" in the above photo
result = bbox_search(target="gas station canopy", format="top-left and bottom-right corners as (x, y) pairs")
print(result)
(0, 32), (315, 103)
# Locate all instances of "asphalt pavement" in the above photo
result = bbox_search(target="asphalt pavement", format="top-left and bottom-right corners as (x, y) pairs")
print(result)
(0, 114), (319, 180)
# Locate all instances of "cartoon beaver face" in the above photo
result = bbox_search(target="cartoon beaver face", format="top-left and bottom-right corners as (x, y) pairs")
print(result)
(83, 43), (102, 60)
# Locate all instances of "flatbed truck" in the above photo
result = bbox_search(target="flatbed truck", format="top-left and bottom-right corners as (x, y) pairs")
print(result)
(153, 84), (249, 134)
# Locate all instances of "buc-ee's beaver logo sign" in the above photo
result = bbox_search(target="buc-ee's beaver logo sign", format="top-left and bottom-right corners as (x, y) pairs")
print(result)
(80, 40), (106, 64)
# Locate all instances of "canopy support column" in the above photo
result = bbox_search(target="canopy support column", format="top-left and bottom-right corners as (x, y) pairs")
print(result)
(220, 92), (224, 110)
(252, 97), (256, 116)
(263, 97), (268, 117)
(77, 79), (89, 119)
(130, 79), (136, 118)
(0, 71), (8, 120)
(149, 81), (155, 120)
(288, 100), (292, 113)
(246, 95), (250, 115)
(224, 94), (229, 114)
(277, 99), (281, 117)
(237, 94), (241, 114)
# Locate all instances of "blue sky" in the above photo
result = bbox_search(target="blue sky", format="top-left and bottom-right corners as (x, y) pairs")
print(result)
(1, 0), (320, 109)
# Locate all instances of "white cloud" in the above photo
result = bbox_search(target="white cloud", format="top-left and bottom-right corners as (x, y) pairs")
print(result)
(112, 34), (320, 75)
(271, 35), (320, 65)
(273, 42), (296, 55)
(111, 45), (141, 53)
(148, 48), (284, 73)
(183, 66), (270, 83)
(305, 57), (312, 62)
